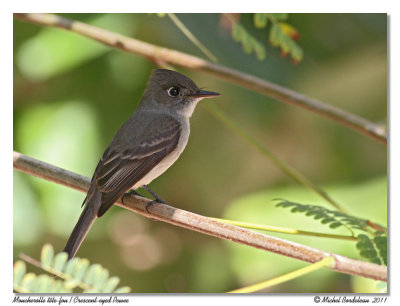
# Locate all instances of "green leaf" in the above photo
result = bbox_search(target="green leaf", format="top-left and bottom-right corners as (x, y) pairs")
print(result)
(290, 41), (303, 61)
(64, 258), (88, 289)
(13, 260), (26, 286)
(313, 213), (325, 220)
(269, 23), (281, 47)
(359, 249), (378, 259)
(101, 276), (120, 293)
(83, 264), (102, 287)
(232, 23), (242, 42)
(63, 257), (79, 278)
(40, 243), (54, 267)
(329, 222), (343, 229)
(93, 267), (109, 290)
(73, 258), (90, 282)
(369, 257), (382, 265)
(279, 22), (299, 39)
(293, 205), (308, 212)
(374, 235), (387, 250)
(374, 235), (387, 265)
(356, 234), (383, 265)
(254, 13), (268, 28)
(64, 279), (79, 289)
(52, 252), (68, 273)
(276, 201), (291, 208)
(33, 275), (51, 293)
(241, 30), (253, 54)
(114, 286), (131, 293)
(279, 34), (291, 54)
(267, 20), (304, 63)
(21, 273), (37, 292)
(321, 217), (336, 224)
(356, 234), (371, 247)
(51, 280), (65, 293)
(253, 39), (267, 61)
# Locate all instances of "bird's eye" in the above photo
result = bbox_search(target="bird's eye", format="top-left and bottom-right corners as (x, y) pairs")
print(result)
(167, 87), (180, 97)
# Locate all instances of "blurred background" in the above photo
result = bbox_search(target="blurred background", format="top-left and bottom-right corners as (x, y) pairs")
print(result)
(13, 13), (387, 293)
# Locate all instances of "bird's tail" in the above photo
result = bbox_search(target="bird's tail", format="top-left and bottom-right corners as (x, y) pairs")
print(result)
(63, 191), (101, 259)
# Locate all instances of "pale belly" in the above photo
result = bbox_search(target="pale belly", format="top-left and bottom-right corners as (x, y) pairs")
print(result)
(131, 122), (189, 189)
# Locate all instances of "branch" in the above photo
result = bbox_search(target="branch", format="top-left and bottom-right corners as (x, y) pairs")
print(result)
(13, 13), (387, 144)
(13, 151), (387, 282)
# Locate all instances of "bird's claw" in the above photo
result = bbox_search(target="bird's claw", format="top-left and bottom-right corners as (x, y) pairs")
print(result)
(145, 198), (166, 213)
(121, 189), (140, 204)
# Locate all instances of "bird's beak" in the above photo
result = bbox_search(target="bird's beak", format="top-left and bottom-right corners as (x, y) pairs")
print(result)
(192, 90), (221, 98)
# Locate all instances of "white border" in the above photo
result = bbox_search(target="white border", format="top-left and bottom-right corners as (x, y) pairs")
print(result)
(5, 1), (399, 305)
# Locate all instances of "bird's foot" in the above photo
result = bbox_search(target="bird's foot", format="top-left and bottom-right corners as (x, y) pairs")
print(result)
(145, 198), (166, 213)
(121, 189), (140, 204)
(142, 185), (166, 213)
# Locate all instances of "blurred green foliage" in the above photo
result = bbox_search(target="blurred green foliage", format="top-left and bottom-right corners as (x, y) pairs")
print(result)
(13, 13), (387, 293)
(13, 244), (130, 293)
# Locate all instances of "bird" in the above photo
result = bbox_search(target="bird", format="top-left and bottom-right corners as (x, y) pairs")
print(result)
(63, 69), (221, 259)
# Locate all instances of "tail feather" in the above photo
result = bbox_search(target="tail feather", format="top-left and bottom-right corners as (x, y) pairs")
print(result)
(63, 191), (101, 259)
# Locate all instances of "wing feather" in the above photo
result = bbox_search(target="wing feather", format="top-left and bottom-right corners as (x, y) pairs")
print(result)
(91, 116), (181, 217)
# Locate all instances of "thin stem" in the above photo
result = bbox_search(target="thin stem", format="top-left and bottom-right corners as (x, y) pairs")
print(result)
(203, 103), (347, 213)
(228, 257), (335, 293)
(213, 218), (357, 241)
(13, 151), (387, 282)
(167, 13), (218, 62)
(367, 220), (387, 233)
(13, 13), (387, 144)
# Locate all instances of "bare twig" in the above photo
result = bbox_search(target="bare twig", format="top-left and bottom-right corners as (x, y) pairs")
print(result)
(13, 13), (387, 144)
(13, 151), (387, 281)
(167, 13), (218, 62)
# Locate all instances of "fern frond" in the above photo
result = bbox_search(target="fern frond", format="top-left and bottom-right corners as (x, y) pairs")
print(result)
(232, 22), (266, 61)
(252, 13), (303, 63)
(276, 200), (371, 232)
(356, 234), (387, 266)
(276, 200), (387, 266)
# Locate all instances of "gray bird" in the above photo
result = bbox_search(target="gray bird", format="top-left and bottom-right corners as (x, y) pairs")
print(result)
(64, 69), (220, 259)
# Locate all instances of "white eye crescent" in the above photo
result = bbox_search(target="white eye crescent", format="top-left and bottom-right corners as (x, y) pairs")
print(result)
(167, 87), (180, 97)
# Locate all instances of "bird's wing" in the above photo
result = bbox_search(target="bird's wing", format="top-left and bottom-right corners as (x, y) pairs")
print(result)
(92, 116), (181, 217)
